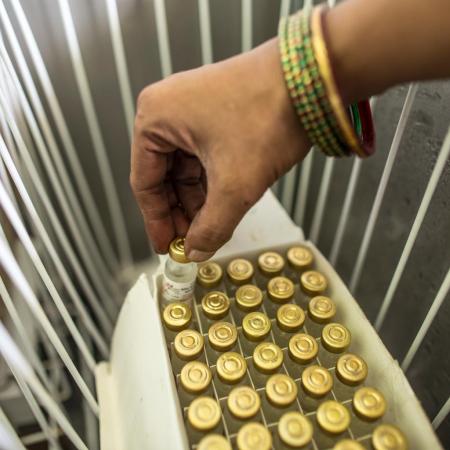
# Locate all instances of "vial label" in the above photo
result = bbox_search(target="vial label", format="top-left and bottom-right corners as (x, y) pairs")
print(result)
(162, 273), (195, 303)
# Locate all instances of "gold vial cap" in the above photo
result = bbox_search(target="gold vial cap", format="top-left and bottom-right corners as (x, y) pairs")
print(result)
(278, 411), (313, 447)
(197, 262), (223, 288)
(253, 342), (283, 374)
(277, 304), (305, 332)
(235, 285), (263, 311)
(301, 365), (333, 398)
(242, 312), (271, 341)
(237, 422), (272, 450)
(336, 353), (368, 386)
(198, 434), (231, 450)
(333, 439), (366, 450)
(180, 361), (212, 394)
(174, 329), (204, 360)
(216, 352), (247, 384)
(267, 276), (295, 303)
(227, 258), (254, 285)
(308, 296), (336, 323)
(187, 396), (221, 431)
(300, 270), (328, 296)
(317, 400), (351, 434)
(287, 245), (314, 270)
(266, 373), (298, 407)
(372, 424), (408, 450)
(258, 251), (285, 276)
(208, 322), (237, 351)
(169, 237), (190, 263)
(162, 302), (192, 331)
(202, 291), (230, 319)
(288, 333), (318, 363)
(227, 386), (260, 419)
(353, 387), (386, 421)
(322, 323), (351, 353)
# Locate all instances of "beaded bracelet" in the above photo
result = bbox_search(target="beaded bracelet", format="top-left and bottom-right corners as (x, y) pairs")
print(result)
(278, 6), (375, 158)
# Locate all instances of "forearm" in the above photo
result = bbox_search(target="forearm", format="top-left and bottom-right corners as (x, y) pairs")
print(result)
(327, 0), (450, 104)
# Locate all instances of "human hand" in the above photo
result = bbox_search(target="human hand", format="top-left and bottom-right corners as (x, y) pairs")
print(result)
(130, 38), (311, 262)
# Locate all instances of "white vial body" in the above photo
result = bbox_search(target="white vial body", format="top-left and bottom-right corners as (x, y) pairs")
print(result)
(161, 257), (197, 308)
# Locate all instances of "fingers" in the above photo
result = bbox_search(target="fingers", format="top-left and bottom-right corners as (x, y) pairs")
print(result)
(172, 151), (206, 220)
(130, 135), (175, 253)
(185, 173), (264, 262)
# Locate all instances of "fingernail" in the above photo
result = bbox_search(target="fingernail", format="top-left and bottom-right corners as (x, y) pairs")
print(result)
(188, 249), (214, 262)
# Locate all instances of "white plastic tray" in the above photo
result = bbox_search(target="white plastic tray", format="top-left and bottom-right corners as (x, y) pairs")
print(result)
(96, 190), (441, 450)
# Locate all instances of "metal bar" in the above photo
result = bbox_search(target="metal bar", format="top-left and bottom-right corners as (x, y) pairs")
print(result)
(0, 38), (119, 303)
(433, 395), (450, 430)
(57, 0), (132, 266)
(402, 267), (450, 372)
(0, 237), (99, 416)
(0, 133), (113, 348)
(8, 0), (119, 270)
(198, 0), (213, 64)
(349, 84), (418, 292)
(309, 158), (334, 243)
(0, 323), (89, 449)
(105, 0), (135, 141)
(153, 0), (173, 77)
(279, 0), (291, 20)
(0, 407), (26, 450)
(293, 151), (314, 228)
(329, 158), (361, 265)
(376, 128), (450, 331)
(280, 165), (299, 215)
(241, 0), (252, 52)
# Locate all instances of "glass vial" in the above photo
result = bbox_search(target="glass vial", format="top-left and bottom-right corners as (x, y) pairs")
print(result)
(161, 237), (197, 308)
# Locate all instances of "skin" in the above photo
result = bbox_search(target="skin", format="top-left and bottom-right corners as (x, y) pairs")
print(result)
(131, 0), (450, 262)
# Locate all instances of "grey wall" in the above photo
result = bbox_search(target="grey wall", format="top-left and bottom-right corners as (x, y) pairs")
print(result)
(2, 0), (449, 445)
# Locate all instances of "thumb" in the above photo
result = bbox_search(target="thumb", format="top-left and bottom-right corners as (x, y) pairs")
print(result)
(184, 175), (261, 262)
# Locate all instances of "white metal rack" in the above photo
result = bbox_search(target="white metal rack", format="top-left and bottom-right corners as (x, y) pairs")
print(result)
(0, 0), (449, 449)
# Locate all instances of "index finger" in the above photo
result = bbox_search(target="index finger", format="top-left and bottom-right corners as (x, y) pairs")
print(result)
(130, 136), (175, 254)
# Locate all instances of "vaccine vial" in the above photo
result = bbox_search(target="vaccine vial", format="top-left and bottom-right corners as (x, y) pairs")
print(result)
(161, 237), (197, 308)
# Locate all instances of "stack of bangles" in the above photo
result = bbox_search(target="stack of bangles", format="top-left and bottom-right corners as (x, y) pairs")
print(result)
(279, 5), (375, 157)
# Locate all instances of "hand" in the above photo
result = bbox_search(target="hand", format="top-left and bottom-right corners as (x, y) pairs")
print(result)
(130, 38), (311, 262)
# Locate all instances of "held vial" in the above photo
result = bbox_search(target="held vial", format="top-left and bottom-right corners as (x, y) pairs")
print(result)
(161, 237), (197, 308)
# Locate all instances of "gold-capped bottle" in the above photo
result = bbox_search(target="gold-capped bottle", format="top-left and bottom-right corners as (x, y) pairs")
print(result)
(278, 411), (313, 448)
(173, 329), (204, 373)
(285, 245), (314, 282)
(187, 396), (222, 432)
(300, 364), (333, 413)
(306, 295), (336, 337)
(216, 352), (247, 386)
(208, 322), (238, 353)
(241, 312), (271, 356)
(252, 342), (283, 384)
(317, 400), (351, 434)
(372, 424), (408, 450)
(161, 237), (197, 308)
(288, 333), (318, 365)
(256, 251), (285, 288)
(201, 291), (230, 321)
(334, 353), (368, 401)
(275, 304), (305, 347)
(180, 361), (212, 395)
(226, 258), (254, 296)
(300, 270), (328, 296)
(266, 276), (295, 316)
(227, 386), (261, 420)
(196, 261), (224, 302)
(237, 422), (272, 450)
(266, 373), (298, 406)
(198, 434), (231, 450)
(162, 302), (192, 335)
(333, 439), (365, 450)
(320, 323), (351, 368)
(352, 386), (386, 437)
